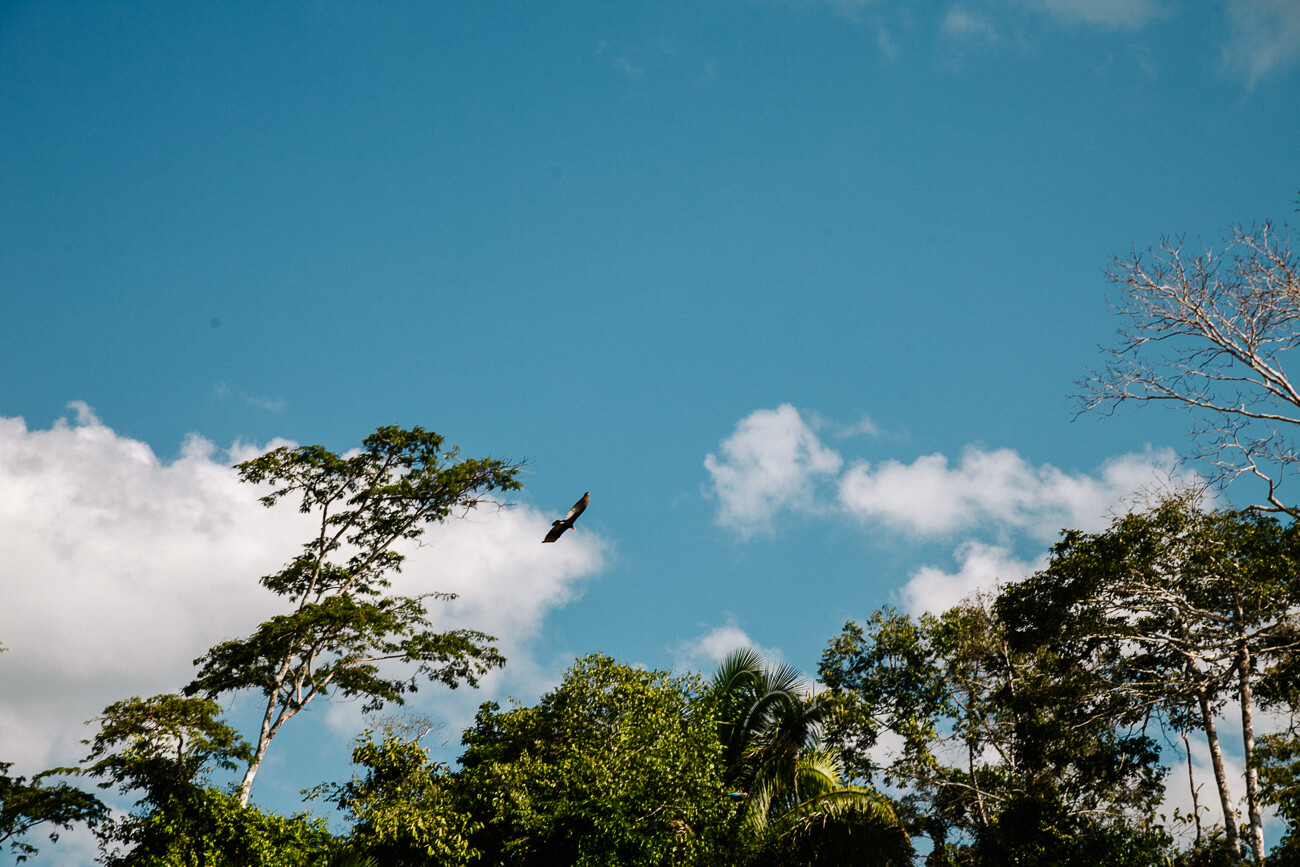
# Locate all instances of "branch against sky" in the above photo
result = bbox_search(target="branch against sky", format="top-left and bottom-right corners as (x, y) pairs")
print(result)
(1079, 222), (1300, 515)
(996, 496), (1300, 862)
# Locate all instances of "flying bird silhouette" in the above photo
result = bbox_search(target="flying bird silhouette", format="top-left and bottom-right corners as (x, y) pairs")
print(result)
(543, 492), (589, 543)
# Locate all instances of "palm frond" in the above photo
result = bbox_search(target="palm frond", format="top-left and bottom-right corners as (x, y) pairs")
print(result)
(710, 648), (913, 864)
(769, 789), (913, 867)
(711, 648), (764, 695)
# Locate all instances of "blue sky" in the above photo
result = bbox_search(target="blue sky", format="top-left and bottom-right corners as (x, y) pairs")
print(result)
(2, 0), (1299, 857)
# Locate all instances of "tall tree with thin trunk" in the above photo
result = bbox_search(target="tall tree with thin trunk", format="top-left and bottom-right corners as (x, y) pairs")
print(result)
(184, 426), (522, 806)
(820, 599), (1165, 861)
(997, 495), (1300, 863)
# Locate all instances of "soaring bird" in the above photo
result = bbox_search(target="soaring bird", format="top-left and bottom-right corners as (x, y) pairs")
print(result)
(543, 492), (589, 543)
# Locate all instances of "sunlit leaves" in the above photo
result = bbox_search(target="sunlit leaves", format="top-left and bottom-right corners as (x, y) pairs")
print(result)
(320, 727), (481, 866)
(185, 426), (522, 804)
(455, 654), (740, 867)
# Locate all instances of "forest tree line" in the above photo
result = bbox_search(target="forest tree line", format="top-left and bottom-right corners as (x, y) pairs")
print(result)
(3, 219), (1300, 865)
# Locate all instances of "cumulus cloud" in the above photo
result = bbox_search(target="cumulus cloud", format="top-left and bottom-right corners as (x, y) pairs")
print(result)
(0, 405), (604, 777)
(704, 404), (843, 536)
(900, 541), (1041, 615)
(706, 405), (1180, 544)
(671, 618), (785, 674)
(838, 445), (1179, 540)
(706, 405), (1186, 622)
(1221, 0), (1300, 86)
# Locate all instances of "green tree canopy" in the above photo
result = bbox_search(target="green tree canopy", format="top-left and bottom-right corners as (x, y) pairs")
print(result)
(79, 693), (335, 867)
(820, 598), (1167, 865)
(184, 425), (523, 804)
(997, 497), (1300, 863)
(0, 762), (106, 863)
(711, 648), (912, 867)
(317, 719), (481, 866)
(452, 653), (741, 867)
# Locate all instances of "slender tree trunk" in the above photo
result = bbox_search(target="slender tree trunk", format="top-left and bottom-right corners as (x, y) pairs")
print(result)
(1196, 685), (1243, 862)
(1182, 724), (1203, 847)
(237, 691), (280, 806)
(1236, 630), (1265, 863)
(969, 741), (989, 826)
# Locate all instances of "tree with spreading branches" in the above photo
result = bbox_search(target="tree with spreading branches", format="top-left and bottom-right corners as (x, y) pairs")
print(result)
(820, 598), (1169, 865)
(184, 426), (523, 806)
(997, 496), (1300, 864)
(453, 654), (740, 866)
(79, 693), (334, 865)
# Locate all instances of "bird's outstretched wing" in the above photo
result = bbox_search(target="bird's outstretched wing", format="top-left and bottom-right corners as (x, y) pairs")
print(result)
(562, 492), (590, 523)
(543, 492), (590, 543)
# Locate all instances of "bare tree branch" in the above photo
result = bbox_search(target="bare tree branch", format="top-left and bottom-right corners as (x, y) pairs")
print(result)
(1080, 223), (1300, 515)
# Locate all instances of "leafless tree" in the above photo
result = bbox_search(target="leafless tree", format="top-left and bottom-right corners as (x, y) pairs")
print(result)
(1080, 221), (1300, 515)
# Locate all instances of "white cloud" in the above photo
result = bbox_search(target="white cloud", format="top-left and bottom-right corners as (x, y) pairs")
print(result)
(707, 405), (1186, 628)
(875, 22), (900, 62)
(831, 413), (883, 439)
(0, 405), (604, 780)
(707, 406), (1180, 544)
(942, 6), (999, 42)
(671, 618), (785, 674)
(900, 541), (1041, 615)
(838, 445), (1180, 540)
(1221, 0), (1300, 87)
(704, 404), (844, 536)
(1020, 0), (1166, 30)
(19, 820), (100, 867)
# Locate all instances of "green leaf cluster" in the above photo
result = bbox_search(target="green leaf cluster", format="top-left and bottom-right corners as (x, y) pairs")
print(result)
(820, 596), (1168, 862)
(0, 762), (106, 863)
(321, 724), (482, 866)
(453, 654), (743, 867)
(712, 648), (912, 866)
(183, 426), (521, 805)
(78, 694), (334, 866)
